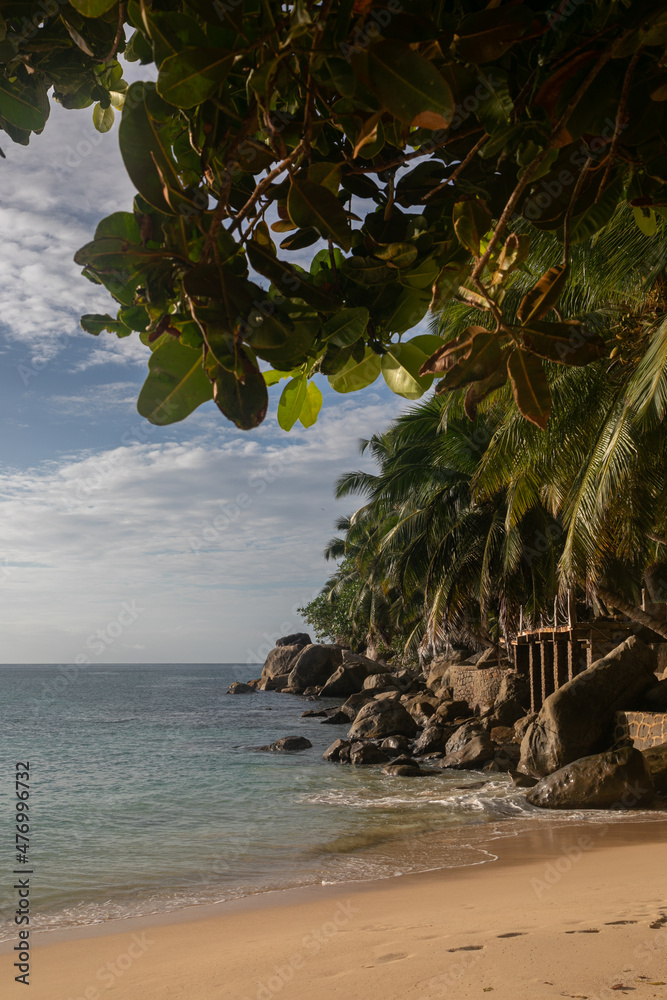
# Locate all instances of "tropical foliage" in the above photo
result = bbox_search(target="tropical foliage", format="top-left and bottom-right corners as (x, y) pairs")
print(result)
(2, 2), (667, 428)
(302, 209), (667, 657)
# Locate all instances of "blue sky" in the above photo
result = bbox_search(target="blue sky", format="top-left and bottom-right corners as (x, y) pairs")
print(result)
(0, 80), (412, 664)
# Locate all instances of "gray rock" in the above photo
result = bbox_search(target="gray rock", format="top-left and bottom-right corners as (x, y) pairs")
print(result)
(342, 650), (391, 673)
(340, 690), (377, 719)
(412, 724), (454, 756)
(445, 719), (489, 756)
(527, 746), (654, 810)
(644, 679), (667, 710)
(287, 644), (344, 692)
(302, 686), (321, 697)
(382, 757), (426, 776)
(319, 663), (366, 698)
(441, 733), (495, 770)
(435, 700), (471, 724)
(348, 699), (418, 740)
(363, 673), (398, 691)
(261, 644), (304, 681)
(323, 739), (350, 762)
(349, 742), (390, 765)
(520, 636), (657, 777)
(487, 696), (526, 728)
(403, 696), (437, 727)
(275, 632), (311, 648)
(514, 713), (537, 742)
(380, 735), (412, 754)
(320, 711), (350, 725)
(496, 671), (531, 709)
(301, 708), (329, 718)
(227, 681), (255, 694)
(641, 743), (667, 793)
(259, 736), (313, 753)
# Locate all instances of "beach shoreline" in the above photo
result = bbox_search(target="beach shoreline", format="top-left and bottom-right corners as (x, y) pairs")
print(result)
(3, 816), (666, 999)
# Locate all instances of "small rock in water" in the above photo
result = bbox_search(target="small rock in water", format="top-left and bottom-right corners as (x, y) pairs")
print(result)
(227, 681), (255, 694)
(257, 736), (313, 753)
(321, 711), (350, 725)
(349, 742), (389, 765)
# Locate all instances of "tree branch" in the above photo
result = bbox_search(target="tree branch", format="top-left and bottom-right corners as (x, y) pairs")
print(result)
(597, 587), (667, 642)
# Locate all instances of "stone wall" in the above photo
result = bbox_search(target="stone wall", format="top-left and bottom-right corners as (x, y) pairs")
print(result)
(447, 665), (510, 712)
(614, 711), (667, 750)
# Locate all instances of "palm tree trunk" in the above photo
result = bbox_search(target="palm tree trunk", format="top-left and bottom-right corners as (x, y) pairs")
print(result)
(597, 587), (667, 642)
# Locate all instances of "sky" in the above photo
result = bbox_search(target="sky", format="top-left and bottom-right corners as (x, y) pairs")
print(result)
(0, 69), (415, 665)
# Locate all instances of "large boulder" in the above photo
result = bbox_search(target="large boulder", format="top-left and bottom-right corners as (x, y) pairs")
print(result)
(487, 696), (526, 728)
(435, 699), (471, 724)
(348, 699), (419, 739)
(441, 733), (495, 770)
(350, 742), (390, 765)
(342, 650), (391, 673)
(641, 743), (667, 793)
(340, 690), (376, 719)
(323, 738), (350, 762)
(445, 719), (489, 756)
(275, 632), (311, 648)
(319, 663), (367, 698)
(363, 673), (398, 691)
(520, 636), (658, 777)
(496, 672), (531, 709)
(261, 644), (305, 681)
(526, 746), (654, 810)
(287, 643), (343, 692)
(413, 724), (455, 756)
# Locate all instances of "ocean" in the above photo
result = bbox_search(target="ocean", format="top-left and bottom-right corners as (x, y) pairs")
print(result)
(1, 662), (664, 941)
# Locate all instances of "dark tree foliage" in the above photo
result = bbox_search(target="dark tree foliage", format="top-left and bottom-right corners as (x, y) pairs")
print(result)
(2, 1), (667, 429)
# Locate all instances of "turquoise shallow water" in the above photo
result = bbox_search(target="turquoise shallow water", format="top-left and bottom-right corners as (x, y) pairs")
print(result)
(1, 663), (665, 940)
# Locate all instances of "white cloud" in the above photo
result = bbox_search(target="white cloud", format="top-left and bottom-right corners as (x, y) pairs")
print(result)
(0, 396), (401, 663)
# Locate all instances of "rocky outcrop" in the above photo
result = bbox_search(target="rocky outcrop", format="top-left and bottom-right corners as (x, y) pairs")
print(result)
(486, 696), (526, 728)
(445, 719), (488, 756)
(348, 699), (418, 739)
(319, 663), (366, 698)
(323, 738), (350, 762)
(413, 724), (454, 756)
(641, 742), (667, 793)
(380, 735), (412, 754)
(645, 679), (667, 710)
(440, 733), (495, 770)
(520, 636), (658, 777)
(227, 681), (255, 694)
(261, 644), (305, 681)
(287, 643), (343, 692)
(526, 746), (654, 810)
(321, 710), (350, 725)
(496, 672), (530, 709)
(363, 673), (397, 691)
(340, 690), (376, 719)
(258, 736), (313, 752)
(434, 699), (471, 723)
(350, 742), (390, 765)
(276, 632), (311, 648)
(514, 713), (536, 742)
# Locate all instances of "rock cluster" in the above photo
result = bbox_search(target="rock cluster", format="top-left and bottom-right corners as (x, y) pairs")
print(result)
(239, 633), (667, 811)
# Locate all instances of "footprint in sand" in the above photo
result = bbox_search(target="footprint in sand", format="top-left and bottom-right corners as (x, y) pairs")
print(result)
(605, 920), (637, 925)
(649, 914), (667, 929)
(448, 945), (485, 952)
(497, 932), (526, 938)
(375, 952), (409, 963)
(565, 929), (600, 934)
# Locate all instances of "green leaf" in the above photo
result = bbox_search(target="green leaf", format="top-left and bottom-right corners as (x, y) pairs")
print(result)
(374, 242), (418, 267)
(520, 321), (606, 366)
(264, 369), (297, 386)
(308, 161), (341, 194)
(329, 349), (381, 393)
(119, 305), (150, 331)
(119, 82), (192, 214)
(183, 263), (256, 333)
(157, 48), (234, 109)
(80, 313), (129, 336)
(69, 0), (116, 16)
(633, 206), (657, 237)
(366, 40), (454, 129)
(299, 381), (323, 428)
(0, 78), (48, 132)
(516, 264), (568, 324)
(212, 361), (268, 429)
(92, 103), (115, 133)
(322, 307), (369, 347)
(280, 228), (320, 251)
(419, 325), (490, 375)
(246, 231), (339, 312)
(507, 348), (551, 429)
(277, 375), (308, 431)
(287, 179), (352, 251)
(453, 197), (492, 256)
(137, 338), (213, 425)
(382, 342), (433, 399)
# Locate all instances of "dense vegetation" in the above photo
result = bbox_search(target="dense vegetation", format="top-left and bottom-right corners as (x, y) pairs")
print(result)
(2, 2), (667, 429)
(300, 208), (667, 658)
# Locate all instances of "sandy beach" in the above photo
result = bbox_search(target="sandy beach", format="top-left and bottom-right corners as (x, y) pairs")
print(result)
(3, 819), (666, 1000)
